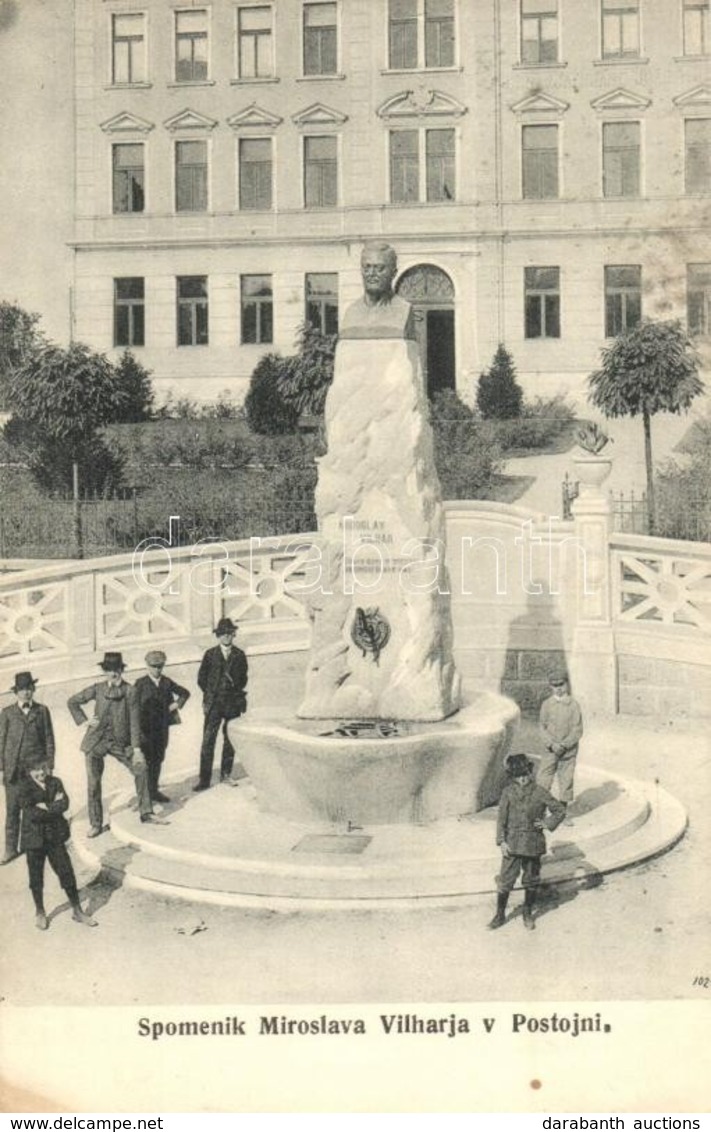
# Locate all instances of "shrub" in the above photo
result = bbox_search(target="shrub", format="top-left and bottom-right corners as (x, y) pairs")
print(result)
(154, 391), (202, 420)
(113, 350), (155, 422)
(654, 413), (711, 542)
(476, 344), (523, 420)
(278, 323), (337, 417)
(0, 302), (45, 410)
(429, 390), (502, 499)
(492, 393), (576, 453)
(244, 352), (299, 435)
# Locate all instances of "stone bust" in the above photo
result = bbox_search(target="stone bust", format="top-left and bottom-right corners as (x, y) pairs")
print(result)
(339, 241), (416, 340)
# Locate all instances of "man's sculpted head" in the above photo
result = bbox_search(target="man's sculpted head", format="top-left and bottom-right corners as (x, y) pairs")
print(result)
(361, 242), (398, 304)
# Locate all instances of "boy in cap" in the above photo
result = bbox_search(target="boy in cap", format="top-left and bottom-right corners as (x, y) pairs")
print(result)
(67, 652), (168, 836)
(19, 760), (97, 930)
(133, 651), (190, 803)
(0, 672), (55, 865)
(537, 671), (584, 812)
(489, 753), (566, 931)
(194, 618), (248, 791)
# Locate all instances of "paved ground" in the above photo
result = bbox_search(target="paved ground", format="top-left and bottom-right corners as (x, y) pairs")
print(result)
(0, 660), (708, 1008)
(504, 409), (700, 517)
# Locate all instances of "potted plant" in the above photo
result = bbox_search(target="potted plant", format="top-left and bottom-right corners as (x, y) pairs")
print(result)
(573, 422), (613, 490)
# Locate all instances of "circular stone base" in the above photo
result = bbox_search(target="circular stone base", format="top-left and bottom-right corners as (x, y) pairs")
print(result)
(228, 690), (520, 825)
(73, 763), (687, 911)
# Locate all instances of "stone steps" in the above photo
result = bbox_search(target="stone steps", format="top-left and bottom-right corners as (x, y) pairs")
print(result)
(71, 764), (687, 910)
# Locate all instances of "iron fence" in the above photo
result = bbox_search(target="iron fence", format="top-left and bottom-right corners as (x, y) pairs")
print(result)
(0, 470), (317, 560)
(561, 476), (710, 542)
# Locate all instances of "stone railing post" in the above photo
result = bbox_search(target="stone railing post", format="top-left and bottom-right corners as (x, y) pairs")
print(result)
(569, 458), (616, 718)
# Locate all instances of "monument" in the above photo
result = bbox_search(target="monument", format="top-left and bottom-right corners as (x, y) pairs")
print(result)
(299, 241), (460, 722)
(235, 243), (518, 825)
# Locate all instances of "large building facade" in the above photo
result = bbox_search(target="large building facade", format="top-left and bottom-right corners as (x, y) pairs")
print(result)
(72, 0), (711, 405)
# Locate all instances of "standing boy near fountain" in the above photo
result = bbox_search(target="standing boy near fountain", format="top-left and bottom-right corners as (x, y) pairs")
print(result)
(537, 672), (584, 812)
(489, 753), (565, 931)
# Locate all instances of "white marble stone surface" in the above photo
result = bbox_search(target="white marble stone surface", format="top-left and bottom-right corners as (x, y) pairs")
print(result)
(299, 337), (460, 721)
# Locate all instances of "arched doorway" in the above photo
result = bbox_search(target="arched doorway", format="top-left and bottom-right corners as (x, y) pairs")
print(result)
(396, 264), (456, 398)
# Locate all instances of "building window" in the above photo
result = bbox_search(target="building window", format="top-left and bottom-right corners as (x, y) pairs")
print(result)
(237, 5), (273, 77)
(305, 273), (338, 334)
(522, 124), (559, 199)
(389, 128), (455, 202)
(683, 0), (710, 54)
(241, 275), (273, 344)
(175, 141), (207, 212)
(389, 0), (455, 69)
(239, 138), (273, 210)
(602, 0), (640, 58)
(685, 118), (711, 193)
(177, 277), (208, 345)
(111, 13), (146, 84)
(112, 143), (145, 213)
(603, 121), (640, 197)
(175, 9), (208, 82)
(524, 267), (560, 338)
(688, 263), (711, 335)
(605, 266), (641, 336)
(303, 135), (338, 207)
(388, 0), (455, 70)
(303, 2), (337, 75)
(521, 0), (559, 64)
(114, 278), (145, 347)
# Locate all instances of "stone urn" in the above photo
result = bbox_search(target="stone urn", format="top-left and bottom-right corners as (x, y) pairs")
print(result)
(573, 454), (613, 491)
(573, 423), (613, 495)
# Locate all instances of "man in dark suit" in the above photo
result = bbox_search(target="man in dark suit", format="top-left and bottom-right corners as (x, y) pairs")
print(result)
(67, 651), (168, 837)
(19, 761), (97, 930)
(194, 618), (248, 791)
(0, 671), (55, 865)
(133, 650), (190, 803)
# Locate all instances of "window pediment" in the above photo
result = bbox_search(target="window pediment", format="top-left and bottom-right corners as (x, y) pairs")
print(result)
(227, 104), (283, 130)
(377, 88), (467, 119)
(101, 111), (154, 135)
(673, 85), (711, 109)
(163, 108), (219, 133)
(510, 91), (570, 116)
(590, 88), (652, 113)
(291, 102), (348, 127)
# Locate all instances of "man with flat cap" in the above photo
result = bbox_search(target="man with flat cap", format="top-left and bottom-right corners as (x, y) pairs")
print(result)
(67, 651), (167, 836)
(0, 671), (55, 865)
(133, 650), (190, 804)
(194, 618), (248, 791)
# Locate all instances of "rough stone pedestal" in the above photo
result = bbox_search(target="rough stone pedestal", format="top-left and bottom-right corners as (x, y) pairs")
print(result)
(299, 337), (460, 722)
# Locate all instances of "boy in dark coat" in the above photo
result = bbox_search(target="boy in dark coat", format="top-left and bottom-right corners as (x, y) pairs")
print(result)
(0, 671), (55, 865)
(194, 618), (248, 791)
(133, 650), (190, 803)
(19, 761), (97, 930)
(489, 753), (566, 931)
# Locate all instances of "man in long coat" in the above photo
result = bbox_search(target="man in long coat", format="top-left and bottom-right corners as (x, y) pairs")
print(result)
(0, 671), (55, 864)
(194, 619), (248, 790)
(133, 650), (190, 803)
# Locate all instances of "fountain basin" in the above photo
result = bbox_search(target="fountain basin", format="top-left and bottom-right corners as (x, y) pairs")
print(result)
(229, 688), (519, 825)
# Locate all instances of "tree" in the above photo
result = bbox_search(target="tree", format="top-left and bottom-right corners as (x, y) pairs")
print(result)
(588, 319), (704, 533)
(0, 301), (45, 409)
(278, 322), (337, 417)
(476, 344), (523, 419)
(113, 349), (155, 422)
(244, 352), (299, 435)
(6, 341), (128, 495)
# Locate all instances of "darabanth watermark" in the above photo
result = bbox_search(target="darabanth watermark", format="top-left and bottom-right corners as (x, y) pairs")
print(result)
(131, 515), (598, 599)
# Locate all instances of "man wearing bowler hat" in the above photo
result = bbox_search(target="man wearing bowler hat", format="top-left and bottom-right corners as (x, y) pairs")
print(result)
(134, 650), (190, 803)
(67, 652), (167, 836)
(0, 671), (55, 865)
(194, 618), (248, 791)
